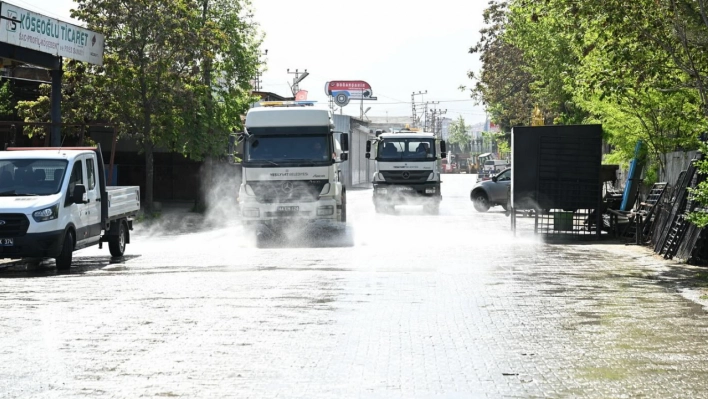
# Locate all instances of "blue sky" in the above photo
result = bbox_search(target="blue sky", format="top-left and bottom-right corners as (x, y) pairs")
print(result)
(23, 0), (488, 124)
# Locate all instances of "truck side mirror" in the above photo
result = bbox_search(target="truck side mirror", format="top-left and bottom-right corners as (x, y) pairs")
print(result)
(340, 153), (348, 161)
(365, 153), (370, 159)
(440, 141), (447, 158)
(73, 184), (87, 204)
(341, 133), (349, 152)
(366, 140), (371, 152)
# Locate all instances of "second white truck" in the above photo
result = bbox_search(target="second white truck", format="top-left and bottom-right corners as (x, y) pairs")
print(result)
(366, 128), (447, 214)
(0, 146), (140, 269)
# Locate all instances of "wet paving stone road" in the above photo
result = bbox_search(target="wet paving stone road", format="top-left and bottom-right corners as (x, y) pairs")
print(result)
(2, 174), (708, 398)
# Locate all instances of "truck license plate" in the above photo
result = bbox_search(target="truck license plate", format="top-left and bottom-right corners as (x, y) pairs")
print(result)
(277, 206), (299, 212)
(0, 238), (13, 246)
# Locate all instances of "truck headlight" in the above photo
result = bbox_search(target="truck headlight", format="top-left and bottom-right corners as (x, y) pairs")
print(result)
(425, 187), (436, 194)
(427, 171), (437, 181)
(245, 184), (255, 196)
(377, 187), (388, 195)
(242, 208), (260, 218)
(376, 172), (385, 181)
(317, 205), (334, 216)
(33, 204), (59, 222)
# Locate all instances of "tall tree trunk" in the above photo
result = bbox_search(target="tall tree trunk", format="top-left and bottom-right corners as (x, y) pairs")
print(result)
(198, 155), (213, 212)
(145, 141), (154, 214)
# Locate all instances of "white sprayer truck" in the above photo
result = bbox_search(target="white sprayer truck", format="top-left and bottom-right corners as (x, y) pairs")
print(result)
(366, 128), (447, 214)
(233, 100), (349, 244)
(0, 146), (140, 269)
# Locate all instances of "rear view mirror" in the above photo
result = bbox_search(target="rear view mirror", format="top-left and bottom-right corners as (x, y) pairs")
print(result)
(366, 140), (371, 153)
(341, 133), (349, 152)
(73, 184), (87, 204)
(340, 153), (349, 161)
(365, 153), (370, 159)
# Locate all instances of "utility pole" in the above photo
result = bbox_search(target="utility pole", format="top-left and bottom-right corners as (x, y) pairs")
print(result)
(253, 49), (268, 91)
(411, 90), (426, 128)
(436, 109), (447, 138)
(287, 68), (309, 96)
(425, 101), (439, 132)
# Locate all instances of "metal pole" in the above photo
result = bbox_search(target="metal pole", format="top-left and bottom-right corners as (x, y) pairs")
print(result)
(360, 92), (364, 119)
(50, 57), (63, 147)
(108, 126), (117, 185)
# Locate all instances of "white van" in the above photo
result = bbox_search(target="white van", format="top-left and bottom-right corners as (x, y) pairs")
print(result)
(483, 159), (510, 172)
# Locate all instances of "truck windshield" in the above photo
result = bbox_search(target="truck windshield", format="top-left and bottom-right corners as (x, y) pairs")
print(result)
(245, 135), (331, 164)
(0, 159), (68, 196)
(377, 138), (435, 161)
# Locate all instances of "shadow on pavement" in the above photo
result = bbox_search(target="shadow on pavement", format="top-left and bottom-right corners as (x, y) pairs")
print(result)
(256, 226), (355, 249)
(0, 255), (141, 278)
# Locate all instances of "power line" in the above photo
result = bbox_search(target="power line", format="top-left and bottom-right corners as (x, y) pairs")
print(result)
(411, 90), (426, 128)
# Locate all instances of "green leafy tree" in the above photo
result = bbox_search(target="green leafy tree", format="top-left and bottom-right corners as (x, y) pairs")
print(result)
(17, 60), (108, 141)
(493, 132), (510, 159)
(0, 80), (15, 119)
(447, 115), (471, 152)
(70, 0), (261, 212)
(505, 1), (588, 125)
(464, 1), (534, 132)
(181, 0), (262, 160)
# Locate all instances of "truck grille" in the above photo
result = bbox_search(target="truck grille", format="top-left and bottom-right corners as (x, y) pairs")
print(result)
(249, 180), (328, 204)
(0, 214), (30, 237)
(381, 170), (431, 183)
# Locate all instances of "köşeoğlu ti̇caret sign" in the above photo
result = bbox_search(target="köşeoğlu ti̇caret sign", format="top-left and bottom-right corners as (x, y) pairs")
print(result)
(0, 2), (104, 66)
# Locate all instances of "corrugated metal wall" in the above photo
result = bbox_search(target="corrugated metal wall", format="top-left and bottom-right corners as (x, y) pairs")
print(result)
(333, 115), (352, 187)
(333, 115), (374, 188)
(661, 151), (700, 186)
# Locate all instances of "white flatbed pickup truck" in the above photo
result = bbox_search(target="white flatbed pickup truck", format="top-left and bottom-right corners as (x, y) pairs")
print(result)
(0, 146), (140, 269)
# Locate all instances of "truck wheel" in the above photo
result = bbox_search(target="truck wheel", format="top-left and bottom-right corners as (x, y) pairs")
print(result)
(256, 232), (272, 248)
(341, 193), (347, 223)
(109, 221), (127, 257)
(473, 192), (490, 213)
(55, 231), (74, 270)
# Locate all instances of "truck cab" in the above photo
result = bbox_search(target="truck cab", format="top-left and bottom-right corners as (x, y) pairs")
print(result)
(0, 147), (140, 269)
(366, 129), (446, 214)
(235, 101), (349, 241)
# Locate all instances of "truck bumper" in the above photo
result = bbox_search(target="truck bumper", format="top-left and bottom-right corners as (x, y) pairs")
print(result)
(0, 230), (64, 259)
(373, 182), (441, 204)
(239, 198), (341, 228)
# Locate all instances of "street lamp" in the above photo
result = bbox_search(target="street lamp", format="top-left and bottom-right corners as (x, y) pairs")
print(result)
(362, 106), (371, 120)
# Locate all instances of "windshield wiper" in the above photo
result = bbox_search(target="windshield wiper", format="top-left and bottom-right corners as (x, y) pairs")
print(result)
(0, 191), (39, 197)
(251, 160), (279, 166)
